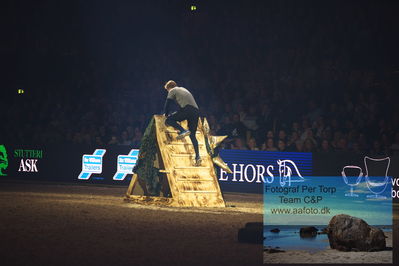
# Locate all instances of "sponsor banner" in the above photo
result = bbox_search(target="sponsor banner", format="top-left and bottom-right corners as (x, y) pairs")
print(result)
(72, 146), (137, 184)
(1, 143), (398, 197)
(218, 149), (312, 193)
(0, 145), (8, 176)
(0, 144), (44, 177)
(0, 143), (138, 184)
(113, 150), (139, 180)
(78, 149), (107, 180)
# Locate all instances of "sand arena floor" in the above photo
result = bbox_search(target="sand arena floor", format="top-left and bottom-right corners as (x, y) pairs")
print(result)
(0, 181), (263, 266)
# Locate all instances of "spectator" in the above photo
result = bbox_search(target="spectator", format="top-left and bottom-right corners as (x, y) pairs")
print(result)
(231, 138), (248, 150)
(230, 114), (248, 140)
(277, 140), (287, 152)
(131, 127), (143, 147)
(108, 136), (119, 145)
(95, 136), (104, 146)
(319, 139), (331, 152)
(262, 138), (278, 151)
(291, 122), (302, 135)
(303, 138), (316, 152)
(247, 137), (259, 151)
(278, 130), (287, 142)
(241, 106), (259, 133)
(286, 131), (299, 151)
(119, 131), (132, 145)
(335, 138), (348, 152)
(295, 141), (304, 152)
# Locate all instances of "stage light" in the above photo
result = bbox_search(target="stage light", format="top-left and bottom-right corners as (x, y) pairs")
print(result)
(191, 5), (197, 11)
(17, 88), (25, 94)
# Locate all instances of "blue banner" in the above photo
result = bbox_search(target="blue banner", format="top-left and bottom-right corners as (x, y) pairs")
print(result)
(218, 150), (312, 194)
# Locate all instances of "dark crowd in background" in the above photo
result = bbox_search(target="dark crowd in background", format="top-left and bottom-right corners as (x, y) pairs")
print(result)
(3, 0), (399, 156)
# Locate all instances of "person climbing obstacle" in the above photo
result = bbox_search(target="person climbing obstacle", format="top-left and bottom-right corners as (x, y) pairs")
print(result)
(163, 80), (201, 166)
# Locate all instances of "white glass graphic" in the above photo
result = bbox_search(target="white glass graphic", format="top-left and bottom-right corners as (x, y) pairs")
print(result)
(341, 166), (363, 197)
(364, 156), (390, 199)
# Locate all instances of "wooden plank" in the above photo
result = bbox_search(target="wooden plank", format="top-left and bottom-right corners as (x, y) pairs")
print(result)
(159, 170), (170, 173)
(178, 181), (218, 192)
(174, 166), (210, 169)
(165, 142), (205, 145)
(126, 173), (138, 197)
(170, 153), (207, 157)
(154, 115), (225, 207)
(176, 179), (215, 182)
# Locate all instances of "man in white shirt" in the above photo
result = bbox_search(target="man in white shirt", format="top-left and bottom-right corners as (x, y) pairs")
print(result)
(163, 80), (201, 166)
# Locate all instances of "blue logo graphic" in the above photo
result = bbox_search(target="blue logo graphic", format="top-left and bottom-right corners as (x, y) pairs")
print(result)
(78, 149), (106, 180)
(113, 149), (139, 180)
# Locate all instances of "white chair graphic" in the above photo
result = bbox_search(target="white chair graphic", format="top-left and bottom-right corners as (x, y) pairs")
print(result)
(364, 156), (390, 199)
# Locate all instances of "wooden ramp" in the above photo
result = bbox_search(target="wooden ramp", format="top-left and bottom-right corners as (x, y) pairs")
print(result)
(126, 115), (225, 208)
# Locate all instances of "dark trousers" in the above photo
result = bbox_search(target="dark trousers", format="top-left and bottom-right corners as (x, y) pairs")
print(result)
(165, 105), (200, 158)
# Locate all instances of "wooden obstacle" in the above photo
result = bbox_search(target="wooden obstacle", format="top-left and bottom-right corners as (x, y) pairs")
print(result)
(126, 115), (226, 207)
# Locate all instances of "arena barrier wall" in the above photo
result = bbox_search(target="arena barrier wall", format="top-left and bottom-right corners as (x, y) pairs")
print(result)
(0, 143), (398, 194)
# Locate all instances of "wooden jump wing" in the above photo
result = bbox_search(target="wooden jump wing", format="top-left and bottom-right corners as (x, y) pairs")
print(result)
(126, 115), (225, 208)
